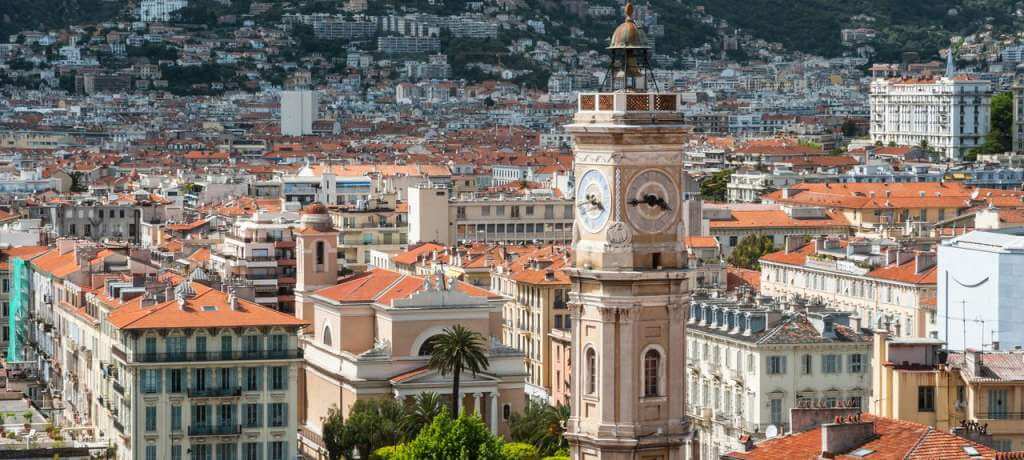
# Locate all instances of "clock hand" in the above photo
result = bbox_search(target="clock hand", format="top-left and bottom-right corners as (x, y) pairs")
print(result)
(628, 194), (670, 210)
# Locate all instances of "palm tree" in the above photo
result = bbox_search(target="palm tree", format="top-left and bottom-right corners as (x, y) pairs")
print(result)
(509, 400), (571, 456)
(402, 392), (445, 436)
(426, 325), (490, 415)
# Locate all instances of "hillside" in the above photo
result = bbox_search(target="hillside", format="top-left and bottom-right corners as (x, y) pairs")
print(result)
(1, 0), (123, 40)
(688, 0), (1017, 60)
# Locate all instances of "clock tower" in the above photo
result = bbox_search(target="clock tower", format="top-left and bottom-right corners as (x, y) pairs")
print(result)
(565, 4), (696, 460)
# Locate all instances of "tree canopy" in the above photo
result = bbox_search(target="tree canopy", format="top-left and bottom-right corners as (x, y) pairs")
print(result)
(700, 169), (733, 202)
(727, 234), (776, 270)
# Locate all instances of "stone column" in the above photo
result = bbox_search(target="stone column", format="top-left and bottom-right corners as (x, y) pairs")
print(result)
(473, 393), (482, 416)
(490, 392), (499, 433)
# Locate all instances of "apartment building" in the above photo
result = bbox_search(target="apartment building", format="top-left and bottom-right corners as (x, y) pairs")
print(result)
(377, 36), (440, 55)
(408, 185), (574, 246)
(706, 204), (849, 257)
(8, 237), (307, 460)
(1013, 83), (1024, 153)
(761, 182), (1017, 238)
(491, 245), (571, 402)
(281, 163), (450, 205)
(328, 194), (407, 272)
(210, 210), (299, 313)
(760, 237), (937, 339)
(0, 246), (48, 360)
(869, 75), (991, 160)
(31, 192), (174, 244)
(872, 331), (1024, 452)
(102, 277), (305, 460)
(687, 296), (872, 460)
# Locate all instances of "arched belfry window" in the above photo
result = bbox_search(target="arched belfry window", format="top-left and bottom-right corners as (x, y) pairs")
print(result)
(322, 324), (333, 347)
(643, 349), (661, 397)
(586, 347), (598, 395)
(315, 241), (325, 272)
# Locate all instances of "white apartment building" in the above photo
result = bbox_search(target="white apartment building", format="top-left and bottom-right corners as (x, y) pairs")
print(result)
(280, 90), (318, 136)
(687, 297), (872, 460)
(937, 228), (1024, 351)
(726, 169), (805, 203)
(760, 237), (938, 339)
(139, 0), (188, 22)
(408, 185), (573, 246)
(210, 209), (300, 312)
(869, 76), (991, 160)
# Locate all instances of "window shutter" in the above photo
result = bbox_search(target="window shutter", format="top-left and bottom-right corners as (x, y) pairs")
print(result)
(282, 367), (288, 390)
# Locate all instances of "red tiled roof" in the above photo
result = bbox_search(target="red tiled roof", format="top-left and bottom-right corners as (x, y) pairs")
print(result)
(107, 282), (307, 330)
(726, 414), (1001, 460)
(314, 268), (499, 304)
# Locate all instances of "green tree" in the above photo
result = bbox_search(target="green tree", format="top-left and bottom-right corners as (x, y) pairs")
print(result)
(427, 325), (490, 416)
(508, 401), (569, 457)
(393, 410), (505, 460)
(322, 405), (345, 460)
(727, 234), (776, 270)
(501, 442), (539, 460)
(969, 91), (1013, 160)
(700, 169), (733, 202)
(331, 399), (406, 460)
(402, 392), (445, 437)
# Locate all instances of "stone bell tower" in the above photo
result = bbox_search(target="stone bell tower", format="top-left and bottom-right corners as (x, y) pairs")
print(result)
(564, 3), (695, 459)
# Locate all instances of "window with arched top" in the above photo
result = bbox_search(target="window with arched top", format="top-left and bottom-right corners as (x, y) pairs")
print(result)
(315, 241), (325, 271)
(418, 335), (441, 356)
(322, 324), (332, 347)
(643, 349), (661, 397)
(586, 348), (597, 395)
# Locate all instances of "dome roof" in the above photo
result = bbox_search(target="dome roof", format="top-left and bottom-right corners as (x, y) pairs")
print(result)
(302, 202), (328, 215)
(608, 3), (649, 49)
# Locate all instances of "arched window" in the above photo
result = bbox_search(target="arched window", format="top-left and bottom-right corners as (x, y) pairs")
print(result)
(418, 335), (441, 356)
(322, 324), (333, 347)
(315, 241), (325, 270)
(586, 348), (597, 395)
(644, 349), (661, 397)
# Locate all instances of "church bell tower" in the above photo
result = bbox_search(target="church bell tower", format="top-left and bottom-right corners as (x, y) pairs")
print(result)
(565, 4), (695, 459)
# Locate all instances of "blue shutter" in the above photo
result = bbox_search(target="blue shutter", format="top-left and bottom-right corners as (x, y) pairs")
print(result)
(157, 369), (163, 393)
(256, 367), (263, 391)
(282, 403), (287, 427)
(282, 367), (288, 390)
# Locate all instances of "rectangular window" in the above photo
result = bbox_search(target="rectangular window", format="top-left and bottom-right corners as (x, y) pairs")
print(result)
(244, 335), (260, 354)
(217, 444), (237, 460)
(170, 369), (183, 393)
(989, 389), (1009, 419)
(245, 367), (260, 391)
(196, 336), (207, 359)
(770, 398), (783, 425)
(146, 445), (157, 460)
(849, 354), (863, 373)
(767, 356), (786, 375)
(145, 406), (157, 432)
(270, 441), (286, 460)
(167, 336), (186, 359)
(171, 444), (182, 460)
(269, 403), (287, 427)
(171, 405), (182, 431)
(801, 355), (812, 375)
(242, 443), (260, 460)
(145, 337), (157, 355)
(244, 403), (260, 427)
(918, 386), (935, 412)
(191, 444), (211, 460)
(270, 334), (286, 353)
(270, 366), (286, 390)
(221, 335), (233, 359)
(822, 354), (841, 374)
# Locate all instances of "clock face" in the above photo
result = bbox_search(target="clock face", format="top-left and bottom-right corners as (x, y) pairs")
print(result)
(576, 169), (611, 233)
(625, 169), (678, 234)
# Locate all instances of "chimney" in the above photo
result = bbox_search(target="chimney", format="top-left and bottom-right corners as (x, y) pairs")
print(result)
(57, 238), (77, 255)
(784, 235), (804, 254)
(914, 252), (936, 274)
(895, 250), (914, 266)
(964, 348), (981, 377)
(821, 416), (875, 457)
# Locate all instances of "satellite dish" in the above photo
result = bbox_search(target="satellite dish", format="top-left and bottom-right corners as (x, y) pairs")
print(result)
(765, 425), (779, 439)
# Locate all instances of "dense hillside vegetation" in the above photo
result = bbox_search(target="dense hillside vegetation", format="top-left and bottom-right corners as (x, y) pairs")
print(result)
(1, 0), (122, 40)
(689, 0), (1017, 60)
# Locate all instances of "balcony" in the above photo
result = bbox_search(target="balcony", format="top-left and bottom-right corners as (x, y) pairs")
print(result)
(130, 349), (303, 364)
(113, 420), (125, 434)
(188, 424), (241, 436)
(188, 387), (242, 398)
(112, 381), (125, 395)
(244, 273), (278, 280)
